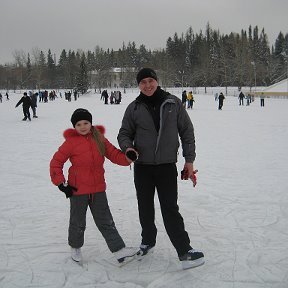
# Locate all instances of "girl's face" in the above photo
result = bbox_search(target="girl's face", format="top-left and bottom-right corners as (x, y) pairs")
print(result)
(139, 77), (158, 96)
(75, 120), (92, 135)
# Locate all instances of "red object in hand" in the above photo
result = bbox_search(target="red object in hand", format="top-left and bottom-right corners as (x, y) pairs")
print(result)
(191, 172), (197, 187)
(181, 168), (189, 180)
(181, 168), (197, 186)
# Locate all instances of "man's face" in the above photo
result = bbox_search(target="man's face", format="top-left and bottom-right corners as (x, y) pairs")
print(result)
(139, 78), (158, 96)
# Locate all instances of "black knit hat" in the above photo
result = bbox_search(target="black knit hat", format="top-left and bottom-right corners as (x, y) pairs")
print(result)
(136, 68), (158, 84)
(71, 108), (92, 127)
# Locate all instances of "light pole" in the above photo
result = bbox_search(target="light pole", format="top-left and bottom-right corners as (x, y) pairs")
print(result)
(251, 61), (256, 94)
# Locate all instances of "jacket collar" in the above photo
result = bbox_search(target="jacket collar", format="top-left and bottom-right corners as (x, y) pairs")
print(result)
(63, 125), (105, 139)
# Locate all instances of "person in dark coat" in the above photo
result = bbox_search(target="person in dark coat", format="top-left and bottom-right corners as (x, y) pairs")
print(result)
(103, 90), (109, 104)
(30, 92), (38, 118)
(260, 93), (265, 107)
(238, 91), (245, 105)
(117, 68), (204, 270)
(15, 92), (32, 121)
(218, 92), (225, 110)
(181, 90), (187, 108)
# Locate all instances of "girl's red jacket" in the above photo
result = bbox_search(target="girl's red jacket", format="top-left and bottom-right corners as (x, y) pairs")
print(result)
(50, 125), (129, 195)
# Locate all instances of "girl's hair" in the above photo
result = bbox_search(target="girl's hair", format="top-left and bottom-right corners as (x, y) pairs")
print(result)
(91, 126), (105, 156)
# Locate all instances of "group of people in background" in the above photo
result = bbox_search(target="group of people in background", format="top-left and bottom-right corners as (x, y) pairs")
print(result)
(238, 91), (254, 106)
(183, 89), (226, 110)
(14, 90), (54, 121)
(13, 89), (74, 121)
(6, 85), (267, 124)
(183, 90), (260, 111)
(15, 91), (39, 121)
(101, 90), (122, 105)
(182, 90), (195, 109)
(12, 88), (86, 121)
(64, 90), (79, 102)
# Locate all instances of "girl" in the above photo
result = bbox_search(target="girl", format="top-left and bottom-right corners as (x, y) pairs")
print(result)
(50, 108), (138, 265)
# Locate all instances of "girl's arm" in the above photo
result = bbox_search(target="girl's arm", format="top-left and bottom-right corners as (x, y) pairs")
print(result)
(50, 141), (72, 185)
(104, 138), (130, 166)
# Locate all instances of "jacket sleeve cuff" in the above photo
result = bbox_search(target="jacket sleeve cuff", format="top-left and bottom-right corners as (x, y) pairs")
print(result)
(184, 157), (195, 163)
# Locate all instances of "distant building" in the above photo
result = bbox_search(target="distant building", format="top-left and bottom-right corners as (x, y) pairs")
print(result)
(255, 78), (288, 98)
(90, 67), (137, 89)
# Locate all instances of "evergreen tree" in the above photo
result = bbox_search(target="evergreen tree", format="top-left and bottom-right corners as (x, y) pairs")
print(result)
(35, 50), (46, 89)
(47, 49), (56, 88)
(25, 53), (33, 88)
(58, 49), (69, 88)
(1, 25), (287, 89)
(76, 53), (89, 94)
(67, 50), (78, 89)
(272, 32), (287, 82)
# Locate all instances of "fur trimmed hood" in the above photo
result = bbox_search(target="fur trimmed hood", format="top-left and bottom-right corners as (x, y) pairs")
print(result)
(50, 123), (129, 195)
(63, 125), (105, 139)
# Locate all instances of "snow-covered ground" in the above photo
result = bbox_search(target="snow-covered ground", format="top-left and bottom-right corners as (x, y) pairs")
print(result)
(263, 78), (288, 92)
(0, 89), (287, 288)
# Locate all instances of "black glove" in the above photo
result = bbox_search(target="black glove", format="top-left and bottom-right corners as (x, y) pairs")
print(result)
(126, 150), (138, 162)
(58, 183), (77, 198)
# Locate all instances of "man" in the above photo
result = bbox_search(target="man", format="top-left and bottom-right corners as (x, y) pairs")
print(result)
(15, 92), (32, 121)
(117, 68), (204, 270)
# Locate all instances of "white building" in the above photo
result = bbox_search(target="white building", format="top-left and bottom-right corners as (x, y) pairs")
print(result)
(90, 67), (137, 89)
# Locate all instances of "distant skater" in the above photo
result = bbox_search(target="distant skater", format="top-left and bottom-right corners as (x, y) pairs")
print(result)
(15, 92), (32, 121)
(30, 92), (38, 118)
(238, 91), (245, 105)
(218, 92), (225, 110)
(260, 93), (265, 107)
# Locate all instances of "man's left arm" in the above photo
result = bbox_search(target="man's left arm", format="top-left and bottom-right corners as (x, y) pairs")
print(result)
(177, 103), (198, 186)
(177, 103), (196, 163)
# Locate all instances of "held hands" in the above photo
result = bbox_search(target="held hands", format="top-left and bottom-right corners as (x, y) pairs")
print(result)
(58, 183), (77, 198)
(125, 148), (139, 162)
(181, 163), (198, 187)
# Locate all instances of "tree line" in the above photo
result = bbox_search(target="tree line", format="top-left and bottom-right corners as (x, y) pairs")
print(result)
(0, 24), (287, 92)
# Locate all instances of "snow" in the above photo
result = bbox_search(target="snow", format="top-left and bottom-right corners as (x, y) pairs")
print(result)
(262, 78), (288, 92)
(0, 89), (288, 288)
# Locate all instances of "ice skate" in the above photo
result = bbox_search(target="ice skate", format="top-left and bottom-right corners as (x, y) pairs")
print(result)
(179, 248), (204, 270)
(136, 244), (155, 256)
(71, 247), (82, 262)
(114, 247), (139, 266)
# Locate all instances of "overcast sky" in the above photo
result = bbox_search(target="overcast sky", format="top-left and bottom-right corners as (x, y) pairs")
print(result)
(1, 0), (287, 64)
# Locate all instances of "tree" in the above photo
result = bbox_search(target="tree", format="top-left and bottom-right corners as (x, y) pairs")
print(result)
(25, 53), (33, 88)
(0, 25), (287, 89)
(47, 49), (56, 88)
(58, 49), (69, 88)
(271, 32), (287, 82)
(76, 54), (89, 94)
(12, 49), (27, 89)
